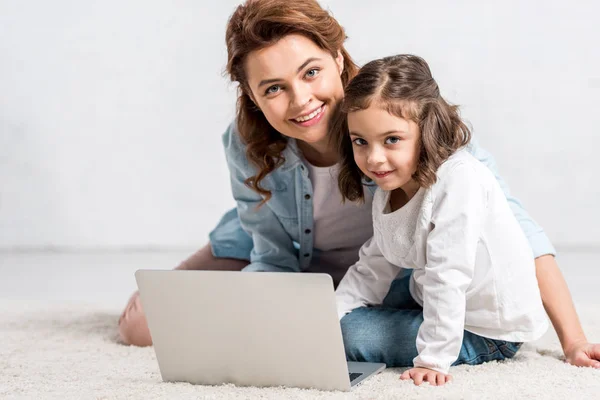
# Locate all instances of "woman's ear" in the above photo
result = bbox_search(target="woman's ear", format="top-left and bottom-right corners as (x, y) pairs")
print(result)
(335, 51), (344, 75)
(245, 89), (260, 111)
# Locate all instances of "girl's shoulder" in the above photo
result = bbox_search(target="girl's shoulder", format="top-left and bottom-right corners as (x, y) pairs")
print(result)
(437, 148), (478, 174)
(432, 148), (495, 194)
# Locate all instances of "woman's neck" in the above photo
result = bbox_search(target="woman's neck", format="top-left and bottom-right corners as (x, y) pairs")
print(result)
(297, 139), (339, 167)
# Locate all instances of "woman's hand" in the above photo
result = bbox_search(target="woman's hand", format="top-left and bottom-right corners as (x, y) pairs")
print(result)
(400, 367), (452, 386)
(564, 340), (600, 368)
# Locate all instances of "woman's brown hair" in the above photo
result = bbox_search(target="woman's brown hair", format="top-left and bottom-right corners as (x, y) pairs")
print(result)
(225, 0), (358, 202)
(332, 54), (472, 202)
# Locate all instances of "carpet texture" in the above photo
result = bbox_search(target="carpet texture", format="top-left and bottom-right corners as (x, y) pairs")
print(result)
(1, 301), (599, 399)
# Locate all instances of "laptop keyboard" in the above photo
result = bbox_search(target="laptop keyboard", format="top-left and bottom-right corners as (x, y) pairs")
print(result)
(349, 372), (362, 382)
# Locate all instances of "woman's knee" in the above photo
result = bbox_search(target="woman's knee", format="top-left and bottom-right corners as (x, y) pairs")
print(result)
(118, 291), (152, 347)
(176, 243), (249, 271)
(118, 243), (249, 346)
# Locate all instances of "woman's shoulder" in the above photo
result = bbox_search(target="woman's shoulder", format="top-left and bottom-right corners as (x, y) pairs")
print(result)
(222, 122), (245, 155)
(220, 121), (301, 177)
(221, 121), (255, 173)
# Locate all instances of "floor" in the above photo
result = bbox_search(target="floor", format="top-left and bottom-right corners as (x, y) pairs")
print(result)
(1, 249), (599, 399)
(0, 249), (598, 310)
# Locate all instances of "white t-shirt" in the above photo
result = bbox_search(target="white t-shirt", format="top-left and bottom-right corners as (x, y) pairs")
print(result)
(335, 149), (548, 374)
(304, 161), (373, 285)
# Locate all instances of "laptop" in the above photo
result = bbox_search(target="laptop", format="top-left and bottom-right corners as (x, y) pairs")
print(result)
(135, 270), (386, 391)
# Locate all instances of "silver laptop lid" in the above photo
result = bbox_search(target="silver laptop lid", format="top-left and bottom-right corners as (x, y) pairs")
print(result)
(135, 270), (352, 391)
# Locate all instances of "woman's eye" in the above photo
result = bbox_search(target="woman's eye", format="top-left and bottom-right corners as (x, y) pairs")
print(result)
(265, 85), (281, 95)
(352, 138), (366, 146)
(305, 68), (320, 78)
(385, 136), (401, 144)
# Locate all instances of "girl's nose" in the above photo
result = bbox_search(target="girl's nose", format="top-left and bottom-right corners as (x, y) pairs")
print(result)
(367, 147), (386, 165)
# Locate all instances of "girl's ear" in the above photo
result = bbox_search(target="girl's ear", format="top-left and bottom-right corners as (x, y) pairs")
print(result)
(335, 51), (344, 75)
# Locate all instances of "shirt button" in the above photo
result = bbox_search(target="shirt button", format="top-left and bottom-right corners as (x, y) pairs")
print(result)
(303, 253), (310, 257)
(300, 165), (305, 171)
(304, 194), (311, 200)
(304, 229), (311, 234)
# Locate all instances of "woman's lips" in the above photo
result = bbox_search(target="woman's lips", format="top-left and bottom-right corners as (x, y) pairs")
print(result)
(290, 105), (326, 127)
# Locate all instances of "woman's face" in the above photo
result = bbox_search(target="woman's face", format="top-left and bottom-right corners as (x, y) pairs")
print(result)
(245, 34), (345, 147)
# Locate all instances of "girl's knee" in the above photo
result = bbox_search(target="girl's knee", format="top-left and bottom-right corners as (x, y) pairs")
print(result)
(456, 336), (521, 366)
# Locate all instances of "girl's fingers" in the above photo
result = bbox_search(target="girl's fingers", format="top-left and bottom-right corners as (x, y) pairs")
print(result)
(413, 372), (424, 386)
(422, 372), (434, 386)
(436, 373), (446, 386)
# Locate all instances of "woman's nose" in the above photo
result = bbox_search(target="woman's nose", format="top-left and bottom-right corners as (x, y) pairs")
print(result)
(290, 82), (312, 110)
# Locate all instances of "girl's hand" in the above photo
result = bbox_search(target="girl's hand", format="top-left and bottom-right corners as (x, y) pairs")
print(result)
(564, 340), (600, 368)
(400, 367), (452, 386)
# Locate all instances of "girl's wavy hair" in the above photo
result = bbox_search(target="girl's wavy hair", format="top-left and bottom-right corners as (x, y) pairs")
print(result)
(331, 54), (472, 202)
(226, 0), (358, 203)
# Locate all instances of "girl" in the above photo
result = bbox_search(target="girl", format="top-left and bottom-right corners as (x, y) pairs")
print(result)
(334, 54), (549, 385)
(118, 0), (600, 375)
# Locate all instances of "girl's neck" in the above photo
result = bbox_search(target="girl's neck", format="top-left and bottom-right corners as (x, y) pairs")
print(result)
(389, 180), (420, 212)
(297, 139), (338, 167)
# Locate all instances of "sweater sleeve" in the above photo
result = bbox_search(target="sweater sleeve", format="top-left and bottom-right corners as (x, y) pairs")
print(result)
(335, 236), (400, 320)
(412, 162), (486, 374)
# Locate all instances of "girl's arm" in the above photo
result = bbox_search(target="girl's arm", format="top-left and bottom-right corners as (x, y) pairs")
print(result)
(336, 236), (400, 319)
(414, 162), (484, 374)
(223, 124), (300, 273)
(469, 139), (600, 367)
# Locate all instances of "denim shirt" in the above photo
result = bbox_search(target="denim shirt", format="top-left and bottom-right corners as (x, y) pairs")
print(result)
(209, 123), (556, 272)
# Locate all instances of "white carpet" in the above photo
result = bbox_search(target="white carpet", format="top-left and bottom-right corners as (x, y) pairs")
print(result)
(1, 301), (599, 400)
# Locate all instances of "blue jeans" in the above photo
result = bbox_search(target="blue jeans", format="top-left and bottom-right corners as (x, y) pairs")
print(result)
(340, 272), (522, 367)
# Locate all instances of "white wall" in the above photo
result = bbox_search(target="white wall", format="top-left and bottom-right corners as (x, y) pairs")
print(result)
(1, 0), (598, 250)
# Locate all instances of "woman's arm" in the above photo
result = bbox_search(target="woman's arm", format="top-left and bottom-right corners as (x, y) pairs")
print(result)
(467, 138), (555, 257)
(469, 138), (600, 367)
(223, 124), (300, 273)
(536, 255), (600, 368)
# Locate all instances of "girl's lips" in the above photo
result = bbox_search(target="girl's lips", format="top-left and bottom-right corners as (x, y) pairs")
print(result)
(371, 171), (393, 178)
(290, 105), (326, 127)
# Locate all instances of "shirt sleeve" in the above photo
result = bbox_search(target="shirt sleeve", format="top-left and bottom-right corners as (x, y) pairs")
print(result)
(223, 124), (300, 273)
(335, 236), (400, 320)
(412, 162), (485, 374)
(467, 138), (556, 258)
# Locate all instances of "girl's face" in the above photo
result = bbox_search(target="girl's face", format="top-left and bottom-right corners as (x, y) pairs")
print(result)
(347, 105), (420, 193)
(245, 34), (345, 147)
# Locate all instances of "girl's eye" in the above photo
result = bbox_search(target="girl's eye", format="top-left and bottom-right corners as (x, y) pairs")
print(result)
(305, 68), (320, 78)
(265, 85), (281, 95)
(385, 136), (401, 144)
(352, 138), (367, 146)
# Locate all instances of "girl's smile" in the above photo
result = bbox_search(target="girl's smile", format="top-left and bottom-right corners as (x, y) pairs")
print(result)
(370, 170), (395, 179)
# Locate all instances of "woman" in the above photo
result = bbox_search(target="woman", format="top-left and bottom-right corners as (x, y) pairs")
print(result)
(118, 0), (600, 372)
